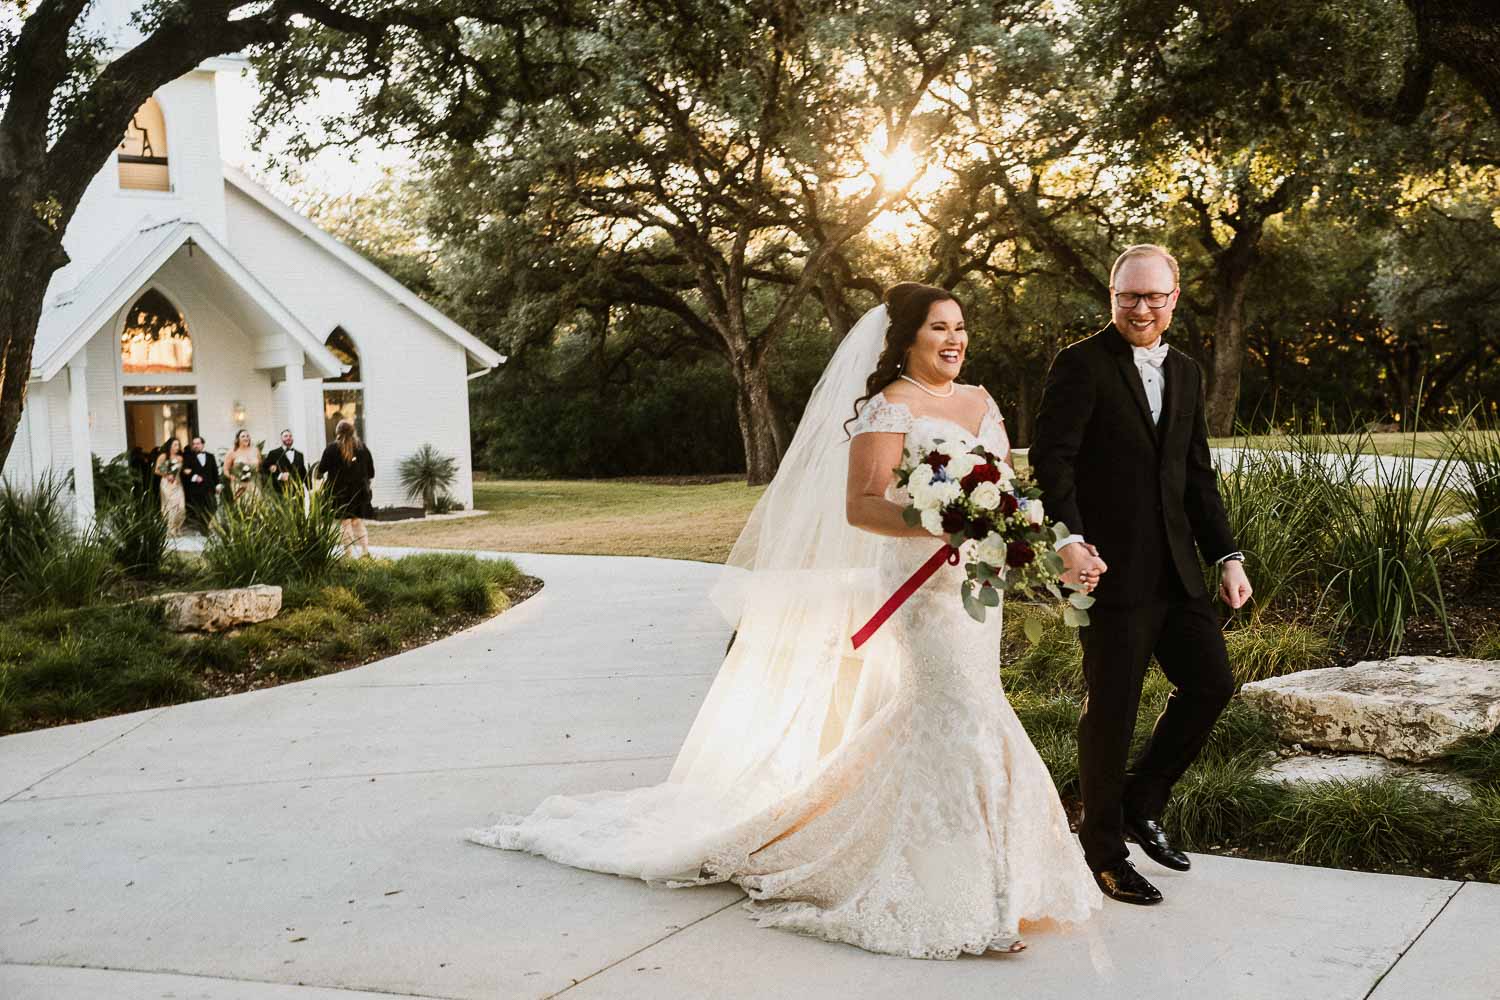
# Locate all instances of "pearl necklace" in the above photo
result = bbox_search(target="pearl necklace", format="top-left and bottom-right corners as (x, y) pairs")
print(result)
(899, 373), (956, 398)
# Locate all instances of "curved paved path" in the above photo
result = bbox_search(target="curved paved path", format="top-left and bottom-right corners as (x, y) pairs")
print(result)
(2, 548), (1495, 999)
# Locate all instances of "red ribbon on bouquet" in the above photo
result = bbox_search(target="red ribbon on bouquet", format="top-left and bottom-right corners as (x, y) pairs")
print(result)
(850, 544), (959, 650)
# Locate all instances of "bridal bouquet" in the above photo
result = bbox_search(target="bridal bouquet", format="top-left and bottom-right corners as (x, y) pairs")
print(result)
(850, 440), (1092, 650)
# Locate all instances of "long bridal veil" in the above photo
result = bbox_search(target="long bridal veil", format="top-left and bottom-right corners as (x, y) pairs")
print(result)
(468, 305), (906, 882)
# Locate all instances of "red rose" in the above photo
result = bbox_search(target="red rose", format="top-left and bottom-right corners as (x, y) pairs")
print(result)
(923, 450), (946, 471)
(998, 493), (1019, 516)
(941, 505), (966, 534)
(1005, 540), (1035, 567)
(960, 463), (1001, 492)
(966, 514), (995, 540)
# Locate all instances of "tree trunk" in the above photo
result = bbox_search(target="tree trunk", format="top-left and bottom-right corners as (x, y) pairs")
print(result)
(1204, 264), (1253, 437)
(732, 353), (784, 486)
(0, 209), (69, 469)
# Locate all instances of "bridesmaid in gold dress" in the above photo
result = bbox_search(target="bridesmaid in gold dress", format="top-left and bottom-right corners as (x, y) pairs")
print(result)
(224, 429), (263, 502)
(153, 437), (186, 535)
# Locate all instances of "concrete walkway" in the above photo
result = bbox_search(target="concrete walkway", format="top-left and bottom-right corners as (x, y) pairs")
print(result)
(2, 548), (1496, 999)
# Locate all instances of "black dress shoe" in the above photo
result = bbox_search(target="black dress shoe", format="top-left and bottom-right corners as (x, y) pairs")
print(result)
(1124, 814), (1192, 871)
(1093, 860), (1163, 905)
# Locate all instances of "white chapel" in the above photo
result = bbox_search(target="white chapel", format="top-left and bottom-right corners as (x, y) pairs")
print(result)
(4, 14), (503, 523)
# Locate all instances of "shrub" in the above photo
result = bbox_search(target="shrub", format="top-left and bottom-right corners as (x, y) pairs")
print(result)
(1446, 412), (1500, 588)
(92, 451), (142, 508)
(1457, 789), (1500, 881)
(0, 604), (202, 731)
(264, 648), (324, 680)
(1001, 604), (1084, 698)
(430, 494), (462, 514)
(204, 485), (344, 586)
(1312, 431), (1462, 655)
(10, 535), (120, 608)
(1163, 754), (1284, 850)
(1472, 629), (1500, 661)
(1256, 777), (1453, 871)
(398, 444), (459, 511)
(99, 493), (170, 576)
(0, 473), (72, 593)
(1209, 440), (1336, 614)
(1225, 622), (1334, 686)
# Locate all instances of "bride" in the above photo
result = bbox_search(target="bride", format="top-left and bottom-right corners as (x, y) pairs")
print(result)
(467, 283), (1101, 958)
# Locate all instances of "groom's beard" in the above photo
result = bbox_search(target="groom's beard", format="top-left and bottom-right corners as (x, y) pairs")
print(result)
(1113, 311), (1171, 347)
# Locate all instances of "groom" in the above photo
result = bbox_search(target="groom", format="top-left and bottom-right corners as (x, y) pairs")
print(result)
(1030, 244), (1252, 905)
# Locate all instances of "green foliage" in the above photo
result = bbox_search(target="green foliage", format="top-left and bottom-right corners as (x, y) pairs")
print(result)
(1313, 432), (1462, 655)
(1224, 622), (1334, 686)
(1, 551), (527, 734)
(204, 485), (344, 586)
(1472, 629), (1500, 661)
(1001, 604), (1084, 698)
(99, 493), (170, 576)
(398, 443), (459, 511)
(1256, 778), (1453, 871)
(1447, 411), (1500, 587)
(0, 473), (72, 591)
(1457, 789), (1500, 882)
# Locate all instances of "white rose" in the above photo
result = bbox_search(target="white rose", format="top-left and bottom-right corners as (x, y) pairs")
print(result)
(970, 481), (1002, 510)
(1027, 498), (1045, 525)
(907, 463), (934, 490)
(920, 507), (946, 536)
(976, 531), (1008, 566)
(997, 462), (1016, 489)
(946, 453), (982, 481)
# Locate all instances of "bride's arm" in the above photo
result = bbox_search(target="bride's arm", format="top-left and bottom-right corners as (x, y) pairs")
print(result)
(846, 432), (929, 538)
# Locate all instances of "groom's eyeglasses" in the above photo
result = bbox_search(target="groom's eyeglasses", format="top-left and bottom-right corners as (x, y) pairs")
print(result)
(1114, 291), (1173, 309)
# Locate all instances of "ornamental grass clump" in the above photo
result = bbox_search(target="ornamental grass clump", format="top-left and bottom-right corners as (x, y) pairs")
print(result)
(1225, 622), (1334, 685)
(1256, 777), (1453, 871)
(1313, 430), (1461, 655)
(205, 485), (343, 586)
(1446, 412), (1500, 588)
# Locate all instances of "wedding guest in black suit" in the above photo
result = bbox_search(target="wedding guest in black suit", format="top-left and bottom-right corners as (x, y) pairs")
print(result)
(181, 435), (219, 527)
(262, 428), (308, 493)
(317, 419), (374, 558)
(1031, 244), (1253, 907)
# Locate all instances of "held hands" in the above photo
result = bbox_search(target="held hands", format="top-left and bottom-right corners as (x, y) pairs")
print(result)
(1219, 560), (1253, 609)
(1059, 542), (1107, 594)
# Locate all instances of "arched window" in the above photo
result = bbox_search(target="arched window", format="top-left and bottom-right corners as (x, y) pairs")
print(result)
(118, 97), (170, 191)
(120, 288), (193, 374)
(323, 327), (365, 442)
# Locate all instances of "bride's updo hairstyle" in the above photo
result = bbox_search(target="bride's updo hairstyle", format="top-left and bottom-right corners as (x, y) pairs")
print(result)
(845, 282), (962, 435)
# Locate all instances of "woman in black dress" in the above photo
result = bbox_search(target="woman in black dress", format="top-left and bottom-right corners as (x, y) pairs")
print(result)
(318, 419), (374, 558)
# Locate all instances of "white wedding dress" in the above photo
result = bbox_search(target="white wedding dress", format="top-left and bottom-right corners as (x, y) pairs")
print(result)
(467, 306), (1100, 958)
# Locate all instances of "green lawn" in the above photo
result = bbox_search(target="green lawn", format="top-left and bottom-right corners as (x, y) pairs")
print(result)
(1206, 430), (1500, 459)
(371, 478), (767, 562)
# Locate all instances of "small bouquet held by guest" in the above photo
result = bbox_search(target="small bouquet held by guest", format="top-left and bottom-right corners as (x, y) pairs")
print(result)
(851, 438), (1092, 650)
(162, 458), (182, 476)
(233, 461), (255, 484)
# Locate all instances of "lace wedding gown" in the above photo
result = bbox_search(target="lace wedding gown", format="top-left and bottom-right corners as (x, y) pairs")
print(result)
(467, 390), (1101, 959)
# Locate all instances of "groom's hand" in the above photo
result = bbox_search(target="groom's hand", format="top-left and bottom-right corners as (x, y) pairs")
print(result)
(1059, 542), (1107, 592)
(1219, 560), (1252, 609)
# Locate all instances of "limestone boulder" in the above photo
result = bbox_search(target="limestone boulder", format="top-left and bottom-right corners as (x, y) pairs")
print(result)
(1239, 656), (1500, 762)
(152, 584), (282, 633)
(1259, 753), (1473, 803)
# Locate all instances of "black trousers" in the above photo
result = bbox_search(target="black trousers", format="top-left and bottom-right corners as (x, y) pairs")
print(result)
(1075, 555), (1235, 870)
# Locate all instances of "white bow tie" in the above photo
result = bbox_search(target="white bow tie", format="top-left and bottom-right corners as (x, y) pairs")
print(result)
(1133, 342), (1169, 369)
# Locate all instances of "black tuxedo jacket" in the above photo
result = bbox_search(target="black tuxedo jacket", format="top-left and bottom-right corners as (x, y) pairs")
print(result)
(1030, 324), (1236, 607)
(181, 450), (219, 502)
(262, 446), (308, 486)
